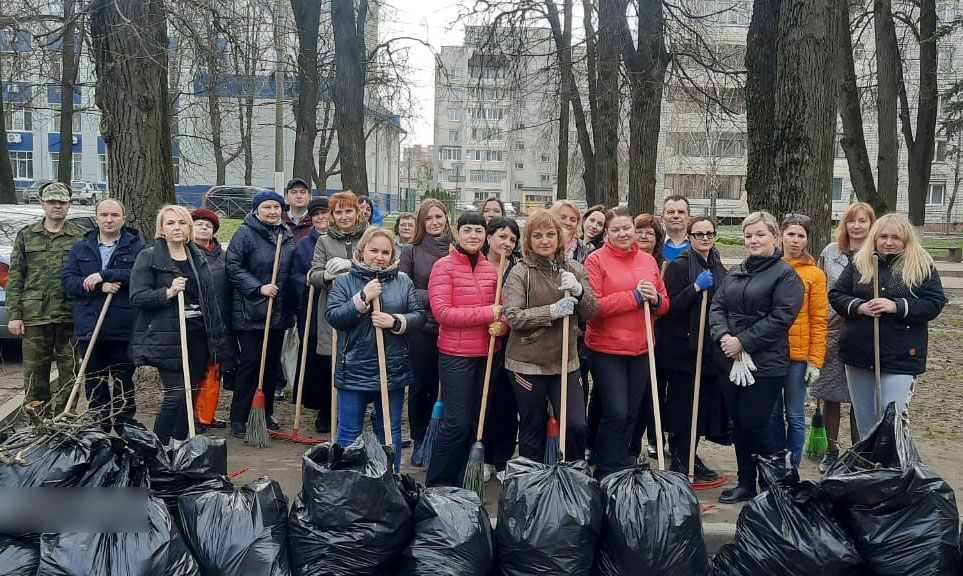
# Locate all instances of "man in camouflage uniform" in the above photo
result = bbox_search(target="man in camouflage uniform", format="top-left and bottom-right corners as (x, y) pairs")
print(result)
(6, 181), (85, 414)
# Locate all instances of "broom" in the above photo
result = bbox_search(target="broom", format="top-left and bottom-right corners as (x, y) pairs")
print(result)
(245, 231), (284, 448)
(372, 297), (395, 465)
(805, 399), (829, 458)
(269, 283), (322, 444)
(544, 404), (561, 465)
(461, 256), (507, 499)
(411, 383), (442, 467)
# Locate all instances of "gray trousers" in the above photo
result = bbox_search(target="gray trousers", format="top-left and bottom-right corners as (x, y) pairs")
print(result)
(845, 364), (914, 440)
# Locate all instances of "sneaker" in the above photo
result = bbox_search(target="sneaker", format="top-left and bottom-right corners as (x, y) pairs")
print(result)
(483, 464), (495, 483)
(231, 422), (246, 439)
(693, 456), (720, 483)
(274, 389), (286, 400)
(314, 415), (331, 434)
(818, 450), (839, 474)
(266, 415), (280, 431)
(496, 470), (507, 483)
(647, 444), (659, 459)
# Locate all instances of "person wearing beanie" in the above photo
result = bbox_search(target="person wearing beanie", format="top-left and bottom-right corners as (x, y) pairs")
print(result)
(282, 178), (314, 243)
(226, 190), (295, 437)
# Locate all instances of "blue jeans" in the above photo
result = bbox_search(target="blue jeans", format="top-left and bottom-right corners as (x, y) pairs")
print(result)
(336, 388), (405, 472)
(844, 365), (915, 440)
(769, 361), (807, 467)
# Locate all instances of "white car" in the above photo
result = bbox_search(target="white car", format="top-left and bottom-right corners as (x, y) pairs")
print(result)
(70, 181), (104, 205)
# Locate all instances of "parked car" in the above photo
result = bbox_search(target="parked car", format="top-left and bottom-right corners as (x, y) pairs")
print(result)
(0, 205), (95, 339)
(201, 185), (265, 219)
(70, 181), (104, 205)
(21, 180), (54, 204)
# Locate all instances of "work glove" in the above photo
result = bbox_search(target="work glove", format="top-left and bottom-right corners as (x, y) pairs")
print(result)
(694, 271), (714, 292)
(743, 351), (757, 374)
(324, 257), (351, 281)
(488, 322), (506, 337)
(804, 362), (821, 385)
(549, 295), (578, 319)
(729, 355), (756, 387)
(558, 270), (583, 297)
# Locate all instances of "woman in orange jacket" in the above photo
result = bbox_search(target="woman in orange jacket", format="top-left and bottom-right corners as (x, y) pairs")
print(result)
(769, 214), (828, 467)
(584, 206), (669, 479)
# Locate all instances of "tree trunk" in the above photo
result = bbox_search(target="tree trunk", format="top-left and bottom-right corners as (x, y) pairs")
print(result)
(292, 0), (322, 185)
(594, 0), (622, 207)
(554, 0), (572, 200)
(836, 0), (884, 211)
(58, 0), (80, 185)
(874, 0), (900, 211)
(0, 56), (16, 204)
(746, 0), (782, 210)
(205, 29), (228, 186)
(331, 0), (369, 195)
(947, 133), (961, 232)
(90, 0), (174, 233)
(903, 0), (938, 226)
(316, 99), (337, 189)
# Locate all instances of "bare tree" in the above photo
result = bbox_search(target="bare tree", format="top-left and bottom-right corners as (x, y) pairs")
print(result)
(0, 55), (16, 203)
(331, 0), (369, 195)
(55, 0), (81, 185)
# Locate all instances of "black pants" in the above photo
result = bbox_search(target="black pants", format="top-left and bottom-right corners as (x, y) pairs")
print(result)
(589, 350), (649, 479)
(82, 338), (136, 433)
(482, 350), (517, 471)
(291, 327), (331, 417)
(721, 375), (783, 487)
(630, 368), (669, 458)
(155, 330), (208, 444)
(426, 353), (487, 487)
(231, 329), (283, 426)
(512, 369), (586, 463)
(407, 330), (440, 443)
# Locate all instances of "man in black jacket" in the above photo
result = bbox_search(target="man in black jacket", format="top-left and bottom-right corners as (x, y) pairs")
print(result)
(62, 198), (145, 431)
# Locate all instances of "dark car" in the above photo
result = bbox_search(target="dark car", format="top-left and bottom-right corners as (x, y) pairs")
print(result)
(201, 185), (265, 219)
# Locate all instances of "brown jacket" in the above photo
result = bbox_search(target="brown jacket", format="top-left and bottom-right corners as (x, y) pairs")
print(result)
(503, 254), (598, 375)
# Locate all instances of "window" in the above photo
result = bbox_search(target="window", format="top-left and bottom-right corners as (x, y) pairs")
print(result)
(469, 169), (506, 183)
(99, 153), (108, 183)
(470, 149), (504, 162)
(172, 156), (180, 185)
(469, 65), (506, 80)
(515, 161), (524, 169)
(668, 131), (747, 158)
(51, 105), (82, 133)
(835, 135), (846, 159)
(473, 191), (492, 202)
(928, 182), (945, 205)
(936, 140), (947, 162)
(448, 109), (462, 122)
(4, 104), (32, 131)
(525, 193), (553, 205)
(468, 107), (504, 121)
(448, 129), (460, 143)
(514, 122), (525, 130)
(540, 153), (550, 163)
(938, 2), (956, 21)
(450, 67), (462, 80)
(939, 48), (954, 72)
(515, 141), (525, 150)
(448, 89), (462, 102)
(471, 127), (500, 141)
(832, 177), (843, 202)
(50, 152), (83, 180)
(664, 173), (744, 200)
(9, 151), (33, 179)
(514, 182), (523, 190)
(440, 147), (462, 161)
(705, 0), (751, 25)
(853, 42), (866, 61)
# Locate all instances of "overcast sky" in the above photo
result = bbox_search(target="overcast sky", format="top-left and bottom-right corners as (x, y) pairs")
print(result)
(379, 0), (465, 147)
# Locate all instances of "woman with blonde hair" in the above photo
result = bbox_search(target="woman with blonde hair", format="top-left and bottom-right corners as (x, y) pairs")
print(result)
(813, 201), (875, 470)
(551, 200), (590, 263)
(829, 213), (946, 439)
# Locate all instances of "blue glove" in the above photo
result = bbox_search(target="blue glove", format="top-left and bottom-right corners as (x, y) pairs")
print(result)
(694, 271), (714, 292)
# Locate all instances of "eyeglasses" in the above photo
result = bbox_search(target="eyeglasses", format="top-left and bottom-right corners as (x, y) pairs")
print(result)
(636, 229), (657, 239)
(689, 231), (717, 240)
(783, 213), (812, 224)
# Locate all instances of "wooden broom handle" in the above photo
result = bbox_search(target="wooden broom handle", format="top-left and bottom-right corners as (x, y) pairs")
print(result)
(292, 284), (315, 433)
(373, 298), (392, 445)
(644, 299), (665, 471)
(331, 328), (338, 437)
(560, 290), (571, 458)
(688, 291), (709, 478)
(873, 255), (882, 419)
(475, 256), (507, 441)
(256, 232), (284, 393)
(178, 292), (196, 438)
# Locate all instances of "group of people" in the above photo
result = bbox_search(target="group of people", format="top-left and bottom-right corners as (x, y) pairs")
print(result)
(6, 181), (947, 503)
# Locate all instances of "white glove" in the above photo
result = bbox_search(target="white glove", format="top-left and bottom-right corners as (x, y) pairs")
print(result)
(549, 296), (578, 319)
(324, 257), (351, 280)
(804, 362), (821, 385)
(558, 270), (583, 297)
(729, 355), (756, 387)
(742, 351), (757, 373)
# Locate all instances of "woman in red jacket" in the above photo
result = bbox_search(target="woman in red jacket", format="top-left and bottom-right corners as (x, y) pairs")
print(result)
(584, 206), (669, 479)
(426, 211), (508, 487)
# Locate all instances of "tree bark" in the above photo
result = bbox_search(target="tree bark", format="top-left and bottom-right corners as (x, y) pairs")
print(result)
(874, 0), (900, 211)
(0, 55), (16, 203)
(554, 0), (572, 199)
(58, 0), (80, 185)
(746, 0), (782, 210)
(836, 0), (884, 212)
(594, 0), (622, 207)
(90, 0), (174, 233)
(902, 0), (938, 226)
(331, 0), (369, 195)
(292, 0), (322, 185)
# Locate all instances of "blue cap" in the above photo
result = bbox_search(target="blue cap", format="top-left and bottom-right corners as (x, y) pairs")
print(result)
(252, 190), (284, 212)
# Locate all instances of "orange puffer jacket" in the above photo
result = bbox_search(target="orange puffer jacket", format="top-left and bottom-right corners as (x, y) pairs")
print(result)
(785, 255), (829, 366)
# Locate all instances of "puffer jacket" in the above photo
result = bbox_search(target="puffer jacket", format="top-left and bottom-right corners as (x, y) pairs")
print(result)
(583, 241), (669, 356)
(400, 233), (451, 333)
(429, 245), (507, 358)
(292, 226), (322, 337)
(62, 226), (145, 341)
(503, 254), (598, 375)
(325, 261), (425, 392)
(195, 238), (230, 325)
(708, 252), (804, 378)
(785, 255), (829, 367)
(226, 214), (295, 332)
(658, 246), (728, 374)
(129, 240), (234, 372)
(829, 252), (946, 375)
(307, 220), (368, 355)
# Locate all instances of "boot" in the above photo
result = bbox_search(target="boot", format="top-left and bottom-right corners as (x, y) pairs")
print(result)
(719, 484), (757, 504)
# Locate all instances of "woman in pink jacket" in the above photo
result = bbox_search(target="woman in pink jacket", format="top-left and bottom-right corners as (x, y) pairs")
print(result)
(426, 211), (508, 487)
(584, 206), (669, 479)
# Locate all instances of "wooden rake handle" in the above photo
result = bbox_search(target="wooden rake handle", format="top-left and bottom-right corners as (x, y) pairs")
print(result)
(474, 256), (507, 441)
(178, 292), (196, 439)
(292, 284), (315, 433)
(560, 290), (571, 458)
(643, 299), (665, 471)
(256, 232), (285, 394)
(688, 290), (709, 478)
(60, 292), (115, 419)
(372, 297), (392, 446)
(873, 255), (882, 420)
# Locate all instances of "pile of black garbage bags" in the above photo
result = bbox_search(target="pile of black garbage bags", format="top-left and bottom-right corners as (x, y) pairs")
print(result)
(2, 402), (961, 576)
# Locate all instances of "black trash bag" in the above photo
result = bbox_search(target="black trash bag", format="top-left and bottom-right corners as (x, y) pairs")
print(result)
(287, 432), (412, 576)
(594, 463), (708, 576)
(821, 403), (960, 576)
(0, 534), (39, 576)
(395, 473), (422, 513)
(396, 487), (493, 576)
(709, 452), (862, 576)
(0, 427), (129, 488)
(37, 496), (200, 576)
(495, 457), (603, 576)
(177, 475), (291, 576)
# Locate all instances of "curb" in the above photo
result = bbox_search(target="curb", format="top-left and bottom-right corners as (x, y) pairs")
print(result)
(0, 391), (23, 428)
(703, 522), (737, 554)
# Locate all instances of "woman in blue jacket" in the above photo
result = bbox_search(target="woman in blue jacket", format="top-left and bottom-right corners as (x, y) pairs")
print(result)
(325, 227), (425, 471)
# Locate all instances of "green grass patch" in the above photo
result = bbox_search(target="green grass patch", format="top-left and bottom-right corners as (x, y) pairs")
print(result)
(218, 218), (243, 242)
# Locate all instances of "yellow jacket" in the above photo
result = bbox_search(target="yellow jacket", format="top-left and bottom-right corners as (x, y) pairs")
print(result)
(785, 255), (829, 367)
